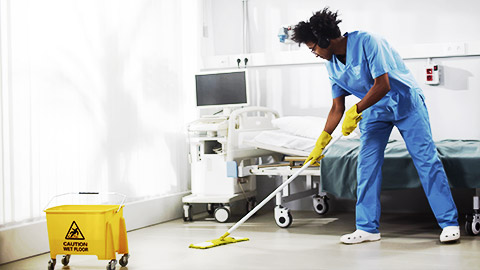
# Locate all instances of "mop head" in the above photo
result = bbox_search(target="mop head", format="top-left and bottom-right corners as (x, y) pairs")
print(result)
(189, 232), (249, 249)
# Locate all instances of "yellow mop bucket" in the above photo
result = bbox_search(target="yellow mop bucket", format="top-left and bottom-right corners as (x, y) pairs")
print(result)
(44, 192), (129, 270)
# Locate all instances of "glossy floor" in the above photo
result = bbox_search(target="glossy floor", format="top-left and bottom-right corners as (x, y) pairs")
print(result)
(2, 210), (479, 270)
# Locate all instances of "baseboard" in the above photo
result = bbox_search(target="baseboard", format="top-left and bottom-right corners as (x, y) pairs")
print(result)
(0, 191), (191, 265)
(122, 191), (190, 231)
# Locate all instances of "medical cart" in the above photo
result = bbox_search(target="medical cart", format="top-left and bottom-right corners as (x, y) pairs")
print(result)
(183, 114), (259, 223)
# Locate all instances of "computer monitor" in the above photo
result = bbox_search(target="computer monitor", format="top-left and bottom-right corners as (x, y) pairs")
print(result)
(195, 70), (249, 109)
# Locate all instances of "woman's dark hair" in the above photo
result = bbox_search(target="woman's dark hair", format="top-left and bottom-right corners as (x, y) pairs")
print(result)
(291, 21), (316, 45)
(292, 7), (342, 45)
(310, 8), (342, 39)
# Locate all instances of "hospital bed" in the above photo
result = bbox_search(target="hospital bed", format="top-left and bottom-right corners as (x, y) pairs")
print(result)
(222, 107), (356, 228)
(226, 106), (480, 235)
(182, 106), (330, 227)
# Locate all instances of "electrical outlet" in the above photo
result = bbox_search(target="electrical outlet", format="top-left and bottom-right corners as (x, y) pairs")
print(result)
(444, 42), (465, 56)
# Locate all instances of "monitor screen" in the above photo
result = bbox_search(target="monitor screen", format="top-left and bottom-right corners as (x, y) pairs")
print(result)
(195, 71), (248, 107)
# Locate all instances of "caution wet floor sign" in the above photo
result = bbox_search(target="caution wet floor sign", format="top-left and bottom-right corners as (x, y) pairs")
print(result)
(63, 221), (89, 252)
(65, 221), (85, 240)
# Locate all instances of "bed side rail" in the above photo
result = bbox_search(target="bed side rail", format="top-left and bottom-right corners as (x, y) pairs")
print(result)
(228, 106), (280, 131)
(226, 106), (280, 160)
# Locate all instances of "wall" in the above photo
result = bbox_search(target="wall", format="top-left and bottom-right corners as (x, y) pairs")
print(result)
(200, 0), (480, 213)
(208, 0), (480, 55)
(203, 0), (480, 140)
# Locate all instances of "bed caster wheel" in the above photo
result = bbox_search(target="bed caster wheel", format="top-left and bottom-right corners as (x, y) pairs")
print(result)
(47, 259), (56, 270)
(465, 214), (480, 236)
(61, 255), (70, 266)
(207, 203), (218, 216)
(246, 197), (257, 213)
(107, 259), (117, 270)
(183, 204), (193, 222)
(313, 195), (329, 215)
(275, 205), (293, 228)
(214, 206), (230, 223)
(119, 253), (130, 267)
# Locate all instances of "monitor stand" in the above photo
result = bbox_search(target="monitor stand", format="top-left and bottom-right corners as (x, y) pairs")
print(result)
(222, 107), (233, 116)
(199, 106), (244, 119)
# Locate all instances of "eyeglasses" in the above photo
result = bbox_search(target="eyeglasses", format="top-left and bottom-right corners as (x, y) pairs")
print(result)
(310, 43), (319, 56)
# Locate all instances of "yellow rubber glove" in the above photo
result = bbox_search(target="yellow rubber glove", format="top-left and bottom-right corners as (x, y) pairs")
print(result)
(304, 131), (332, 166)
(342, 104), (362, 136)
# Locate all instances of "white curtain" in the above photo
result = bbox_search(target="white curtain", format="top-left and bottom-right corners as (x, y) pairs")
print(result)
(0, 0), (197, 226)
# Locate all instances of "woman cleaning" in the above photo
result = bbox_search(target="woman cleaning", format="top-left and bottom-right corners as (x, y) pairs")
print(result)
(292, 7), (460, 244)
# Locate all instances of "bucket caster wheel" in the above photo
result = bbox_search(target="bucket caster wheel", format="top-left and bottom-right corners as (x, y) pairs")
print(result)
(313, 195), (329, 215)
(183, 204), (193, 222)
(61, 255), (70, 266)
(465, 213), (480, 236)
(47, 259), (56, 270)
(119, 253), (130, 267)
(214, 205), (231, 223)
(274, 205), (293, 228)
(107, 259), (117, 270)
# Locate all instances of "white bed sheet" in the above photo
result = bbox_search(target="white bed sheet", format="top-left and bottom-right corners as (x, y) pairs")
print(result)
(245, 129), (358, 157)
(245, 130), (314, 156)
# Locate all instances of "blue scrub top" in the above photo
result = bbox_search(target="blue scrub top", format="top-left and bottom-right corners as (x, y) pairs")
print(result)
(326, 31), (424, 120)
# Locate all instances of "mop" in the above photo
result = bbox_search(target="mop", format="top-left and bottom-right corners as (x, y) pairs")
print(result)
(189, 135), (342, 249)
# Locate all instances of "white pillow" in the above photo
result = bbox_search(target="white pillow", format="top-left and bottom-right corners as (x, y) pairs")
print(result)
(271, 116), (325, 140)
(272, 116), (357, 139)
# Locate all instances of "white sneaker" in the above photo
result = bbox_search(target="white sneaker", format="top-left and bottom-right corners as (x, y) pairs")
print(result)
(440, 226), (460, 243)
(340, 229), (381, 244)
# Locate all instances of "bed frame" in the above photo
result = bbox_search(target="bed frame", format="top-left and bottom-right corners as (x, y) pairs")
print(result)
(226, 106), (329, 228)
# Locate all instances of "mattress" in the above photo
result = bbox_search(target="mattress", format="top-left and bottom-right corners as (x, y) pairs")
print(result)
(245, 130), (315, 156)
(248, 129), (480, 199)
(246, 129), (357, 157)
(321, 139), (480, 199)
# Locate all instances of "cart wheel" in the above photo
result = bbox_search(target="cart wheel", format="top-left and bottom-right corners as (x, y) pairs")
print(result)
(312, 195), (329, 215)
(107, 259), (117, 270)
(206, 203), (218, 216)
(214, 206), (230, 223)
(274, 205), (293, 228)
(119, 253), (130, 267)
(465, 214), (480, 236)
(246, 197), (257, 213)
(61, 255), (70, 266)
(47, 259), (56, 270)
(183, 204), (193, 222)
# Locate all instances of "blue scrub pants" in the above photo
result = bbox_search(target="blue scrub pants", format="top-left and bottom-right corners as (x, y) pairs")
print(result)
(356, 96), (459, 233)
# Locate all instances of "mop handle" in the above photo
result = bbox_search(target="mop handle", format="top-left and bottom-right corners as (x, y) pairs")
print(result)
(226, 134), (343, 236)
(226, 160), (311, 235)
